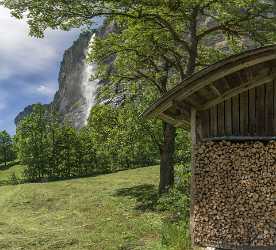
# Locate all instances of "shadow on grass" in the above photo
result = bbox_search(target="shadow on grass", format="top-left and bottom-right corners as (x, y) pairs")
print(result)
(0, 160), (20, 171)
(114, 184), (158, 212)
(0, 169), (116, 187)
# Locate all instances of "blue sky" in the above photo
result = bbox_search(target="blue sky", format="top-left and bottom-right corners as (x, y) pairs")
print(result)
(0, 7), (81, 135)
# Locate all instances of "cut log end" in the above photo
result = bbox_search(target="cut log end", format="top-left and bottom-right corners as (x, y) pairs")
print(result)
(193, 140), (276, 249)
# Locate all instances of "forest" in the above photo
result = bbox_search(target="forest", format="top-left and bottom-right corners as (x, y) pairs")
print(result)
(1, 0), (276, 249)
(13, 103), (190, 181)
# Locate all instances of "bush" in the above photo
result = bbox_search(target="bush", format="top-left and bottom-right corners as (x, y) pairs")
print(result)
(9, 172), (19, 185)
(161, 220), (192, 250)
(157, 188), (190, 221)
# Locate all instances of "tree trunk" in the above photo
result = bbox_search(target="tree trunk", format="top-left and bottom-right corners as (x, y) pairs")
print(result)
(159, 122), (176, 194)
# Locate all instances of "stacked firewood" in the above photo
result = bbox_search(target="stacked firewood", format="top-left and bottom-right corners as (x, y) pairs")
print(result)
(193, 141), (276, 248)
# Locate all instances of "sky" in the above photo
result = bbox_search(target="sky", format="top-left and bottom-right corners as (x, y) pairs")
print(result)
(0, 6), (81, 135)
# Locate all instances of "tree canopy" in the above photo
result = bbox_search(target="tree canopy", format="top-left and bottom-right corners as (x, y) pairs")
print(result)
(0, 130), (14, 167)
(3, 0), (276, 192)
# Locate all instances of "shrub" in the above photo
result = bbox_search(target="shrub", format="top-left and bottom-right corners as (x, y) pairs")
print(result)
(9, 172), (19, 185)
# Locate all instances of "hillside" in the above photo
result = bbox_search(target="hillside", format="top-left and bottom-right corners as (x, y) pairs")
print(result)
(0, 166), (165, 250)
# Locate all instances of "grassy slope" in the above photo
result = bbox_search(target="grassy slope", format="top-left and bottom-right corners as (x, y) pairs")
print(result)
(0, 165), (164, 250)
(0, 162), (24, 184)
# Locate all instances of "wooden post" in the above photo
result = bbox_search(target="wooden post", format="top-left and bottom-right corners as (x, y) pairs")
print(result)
(190, 108), (197, 246)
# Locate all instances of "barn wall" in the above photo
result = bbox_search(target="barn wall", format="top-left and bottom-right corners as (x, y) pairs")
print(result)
(198, 81), (276, 139)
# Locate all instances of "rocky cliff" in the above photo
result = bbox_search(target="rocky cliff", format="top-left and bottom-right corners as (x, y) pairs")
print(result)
(15, 21), (118, 129)
(51, 32), (98, 129)
(15, 32), (96, 128)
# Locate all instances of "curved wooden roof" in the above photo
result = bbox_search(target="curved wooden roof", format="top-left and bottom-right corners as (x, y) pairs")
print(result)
(144, 45), (276, 128)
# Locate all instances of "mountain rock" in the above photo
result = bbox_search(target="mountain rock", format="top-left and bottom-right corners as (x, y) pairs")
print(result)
(15, 20), (118, 129)
(51, 31), (97, 129)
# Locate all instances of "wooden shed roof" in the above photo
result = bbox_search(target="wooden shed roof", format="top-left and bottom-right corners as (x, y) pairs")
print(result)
(144, 45), (276, 129)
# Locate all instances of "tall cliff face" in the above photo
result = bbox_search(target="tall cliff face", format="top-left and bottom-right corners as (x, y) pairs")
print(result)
(52, 32), (98, 129)
(15, 21), (118, 128)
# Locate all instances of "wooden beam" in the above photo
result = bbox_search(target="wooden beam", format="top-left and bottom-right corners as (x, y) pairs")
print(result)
(248, 88), (256, 134)
(176, 53), (276, 101)
(172, 100), (191, 117)
(210, 84), (222, 96)
(166, 112), (191, 129)
(190, 108), (197, 246)
(240, 91), (249, 136)
(158, 112), (177, 126)
(198, 72), (276, 110)
(202, 136), (276, 141)
(222, 77), (231, 90)
(146, 101), (173, 119)
(157, 113), (190, 129)
(175, 121), (191, 129)
(144, 47), (276, 120)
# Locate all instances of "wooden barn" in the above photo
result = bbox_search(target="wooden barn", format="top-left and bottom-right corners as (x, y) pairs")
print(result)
(144, 46), (276, 249)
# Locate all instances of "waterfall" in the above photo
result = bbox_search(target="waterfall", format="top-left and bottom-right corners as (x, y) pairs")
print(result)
(82, 33), (99, 125)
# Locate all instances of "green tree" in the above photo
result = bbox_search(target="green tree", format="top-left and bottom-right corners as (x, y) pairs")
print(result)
(78, 127), (98, 176)
(15, 105), (83, 181)
(3, 0), (276, 192)
(15, 104), (50, 180)
(53, 125), (79, 178)
(0, 130), (14, 167)
(87, 101), (161, 172)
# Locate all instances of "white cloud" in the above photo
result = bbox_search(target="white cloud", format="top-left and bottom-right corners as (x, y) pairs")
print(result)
(0, 7), (79, 81)
(36, 83), (57, 97)
(0, 6), (82, 133)
(20, 80), (58, 98)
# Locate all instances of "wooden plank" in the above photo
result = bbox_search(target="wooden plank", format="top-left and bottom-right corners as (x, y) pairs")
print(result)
(210, 105), (218, 137)
(175, 121), (190, 129)
(158, 113), (177, 126)
(202, 136), (276, 141)
(225, 99), (232, 136)
(240, 91), (249, 136)
(213, 78), (229, 94)
(177, 53), (276, 100)
(248, 88), (256, 135)
(144, 49), (276, 119)
(145, 101), (173, 119)
(198, 72), (276, 110)
(256, 85), (265, 135)
(199, 110), (210, 139)
(210, 84), (222, 96)
(265, 81), (274, 135)
(217, 102), (225, 136)
(232, 95), (240, 135)
(167, 114), (191, 128)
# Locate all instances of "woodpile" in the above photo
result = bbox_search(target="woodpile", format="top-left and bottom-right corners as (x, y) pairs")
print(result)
(193, 141), (276, 249)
